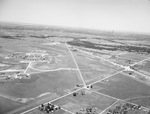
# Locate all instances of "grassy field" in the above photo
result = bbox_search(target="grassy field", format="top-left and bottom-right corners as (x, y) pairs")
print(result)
(72, 50), (121, 71)
(132, 59), (150, 76)
(108, 52), (149, 66)
(71, 50), (122, 84)
(0, 70), (82, 99)
(123, 70), (150, 86)
(52, 89), (117, 114)
(0, 96), (22, 114)
(92, 73), (150, 107)
(1, 23), (150, 114)
(26, 67), (43, 74)
(35, 43), (69, 57)
(127, 97), (150, 109)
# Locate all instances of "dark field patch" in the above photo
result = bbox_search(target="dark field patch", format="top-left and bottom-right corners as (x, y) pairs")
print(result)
(0, 70), (82, 99)
(0, 96), (22, 114)
(67, 40), (150, 54)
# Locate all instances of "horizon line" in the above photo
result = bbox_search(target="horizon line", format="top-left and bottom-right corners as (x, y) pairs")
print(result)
(1, 20), (150, 36)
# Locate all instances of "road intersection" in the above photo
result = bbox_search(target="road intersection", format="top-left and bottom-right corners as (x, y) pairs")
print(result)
(3, 42), (150, 114)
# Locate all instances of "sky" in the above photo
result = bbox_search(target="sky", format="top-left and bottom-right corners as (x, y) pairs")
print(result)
(0, 0), (150, 33)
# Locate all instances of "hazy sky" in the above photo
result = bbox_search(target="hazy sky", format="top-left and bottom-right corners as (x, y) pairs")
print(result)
(0, 0), (150, 33)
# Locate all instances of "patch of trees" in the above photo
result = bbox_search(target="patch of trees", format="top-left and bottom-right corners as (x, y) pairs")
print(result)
(67, 40), (150, 54)
(106, 103), (143, 114)
(0, 35), (22, 39)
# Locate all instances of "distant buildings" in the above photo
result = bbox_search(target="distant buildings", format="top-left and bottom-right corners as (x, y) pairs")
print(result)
(6, 50), (51, 63)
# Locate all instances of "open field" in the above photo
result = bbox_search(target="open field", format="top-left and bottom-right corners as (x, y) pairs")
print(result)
(1, 23), (150, 114)
(52, 89), (117, 114)
(92, 73), (150, 108)
(0, 70), (82, 100)
(0, 62), (28, 71)
(71, 50), (122, 84)
(123, 70), (150, 86)
(132, 59), (150, 77)
(127, 97), (150, 109)
(0, 69), (83, 114)
(0, 96), (22, 114)
(43, 43), (69, 54)
(25, 67), (43, 74)
(107, 52), (150, 66)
